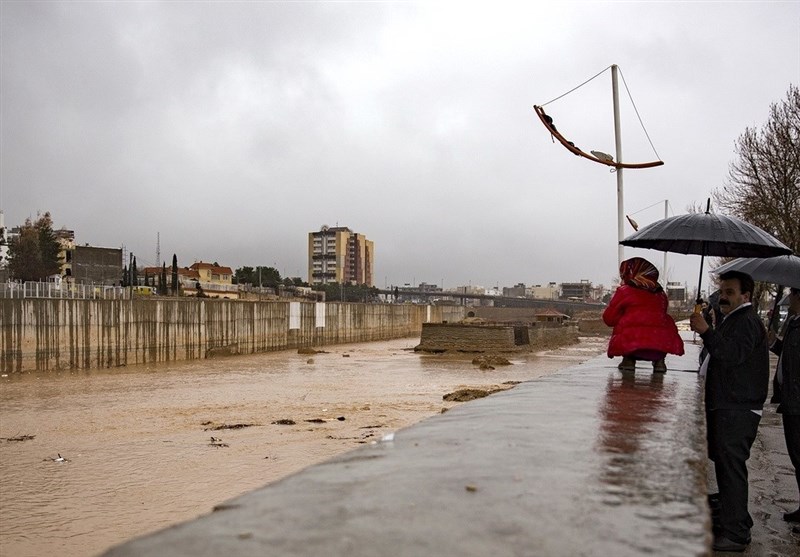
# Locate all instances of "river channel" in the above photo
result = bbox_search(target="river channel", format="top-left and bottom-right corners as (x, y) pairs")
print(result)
(0, 336), (606, 557)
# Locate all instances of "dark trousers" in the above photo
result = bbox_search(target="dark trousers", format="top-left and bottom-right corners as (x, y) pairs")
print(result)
(707, 409), (761, 543)
(784, 413), (800, 499)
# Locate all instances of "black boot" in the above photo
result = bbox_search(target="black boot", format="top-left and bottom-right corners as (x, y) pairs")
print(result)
(618, 357), (636, 371)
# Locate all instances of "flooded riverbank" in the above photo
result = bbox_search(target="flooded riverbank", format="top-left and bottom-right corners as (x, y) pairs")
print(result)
(0, 336), (606, 557)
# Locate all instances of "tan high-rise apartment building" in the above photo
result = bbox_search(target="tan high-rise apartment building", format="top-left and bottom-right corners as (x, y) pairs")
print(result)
(308, 226), (374, 286)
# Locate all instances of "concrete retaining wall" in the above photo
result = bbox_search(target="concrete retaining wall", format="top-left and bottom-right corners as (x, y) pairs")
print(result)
(0, 299), (465, 373)
(466, 306), (561, 323)
(415, 322), (579, 353)
(530, 324), (579, 349)
(416, 323), (521, 352)
(577, 318), (611, 335)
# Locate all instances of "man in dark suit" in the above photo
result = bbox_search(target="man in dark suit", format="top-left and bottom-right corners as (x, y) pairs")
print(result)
(770, 287), (800, 532)
(690, 271), (769, 552)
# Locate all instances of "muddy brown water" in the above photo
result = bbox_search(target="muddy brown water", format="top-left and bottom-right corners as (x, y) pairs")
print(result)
(0, 336), (607, 557)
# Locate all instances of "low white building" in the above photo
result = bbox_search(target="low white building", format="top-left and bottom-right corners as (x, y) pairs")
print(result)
(0, 211), (9, 268)
(527, 282), (559, 300)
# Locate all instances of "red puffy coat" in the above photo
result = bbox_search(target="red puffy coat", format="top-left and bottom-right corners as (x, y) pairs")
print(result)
(602, 285), (685, 358)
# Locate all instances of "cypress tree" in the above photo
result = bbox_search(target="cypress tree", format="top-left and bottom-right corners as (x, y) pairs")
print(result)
(171, 254), (179, 295)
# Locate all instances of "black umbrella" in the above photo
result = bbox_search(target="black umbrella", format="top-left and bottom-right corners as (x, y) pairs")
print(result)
(620, 200), (792, 309)
(713, 254), (800, 331)
(713, 254), (800, 289)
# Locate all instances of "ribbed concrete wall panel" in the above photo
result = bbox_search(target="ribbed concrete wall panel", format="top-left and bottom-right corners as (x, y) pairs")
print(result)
(0, 299), (465, 373)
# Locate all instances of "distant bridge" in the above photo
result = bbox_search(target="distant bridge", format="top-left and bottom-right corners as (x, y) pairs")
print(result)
(375, 289), (605, 317)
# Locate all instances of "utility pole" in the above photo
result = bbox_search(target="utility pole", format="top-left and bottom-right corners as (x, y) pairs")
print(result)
(663, 199), (668, 279)
(612, 64), (624, 268)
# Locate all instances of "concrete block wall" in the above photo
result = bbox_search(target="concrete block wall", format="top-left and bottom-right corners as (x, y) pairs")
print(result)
(0, 299), (465, 373)
(577, 318), (611, 335)
(416, 323), (520, 352)
(416, 322), (581, 353)
(529, 324), (580, 349)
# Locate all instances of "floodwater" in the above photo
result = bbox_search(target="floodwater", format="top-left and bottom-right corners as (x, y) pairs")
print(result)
(0, 336), (606, 557)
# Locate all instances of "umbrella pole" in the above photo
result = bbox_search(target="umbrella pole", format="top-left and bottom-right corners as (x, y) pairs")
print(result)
(768, 284), (785, 332)
(694, 253), (706, 313)
(694, 200), (712, 314)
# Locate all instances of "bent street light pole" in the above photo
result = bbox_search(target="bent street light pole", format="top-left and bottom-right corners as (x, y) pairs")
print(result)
(612, 64), (624, 268)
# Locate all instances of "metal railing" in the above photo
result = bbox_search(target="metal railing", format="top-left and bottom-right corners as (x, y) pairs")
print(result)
(0, 282), (130, 300)
(185, 280), (239, 293)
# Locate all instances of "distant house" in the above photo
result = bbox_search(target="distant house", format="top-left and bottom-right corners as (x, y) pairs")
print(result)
(533, 308), (570, 325)
(140, 265), (186, 290)
(190, 261), (233, 284)
(185, 261), (237, 299)
(139, 261), (237, 298)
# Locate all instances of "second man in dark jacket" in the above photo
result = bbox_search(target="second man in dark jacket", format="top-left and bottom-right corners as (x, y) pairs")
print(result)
(690, 270), (769, 552)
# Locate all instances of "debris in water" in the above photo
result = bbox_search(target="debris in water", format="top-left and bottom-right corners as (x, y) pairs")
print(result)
(443, 388), (504, 402)
(204, 423), (257, 431)
(209, 436), (229, 448)
(1, 434), (35, 442)
(472, 355), (512, 368)
(272, 419), (296, 425)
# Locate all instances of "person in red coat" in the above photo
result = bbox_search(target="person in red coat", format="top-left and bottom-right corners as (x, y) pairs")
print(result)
(603, 257), (685, 372)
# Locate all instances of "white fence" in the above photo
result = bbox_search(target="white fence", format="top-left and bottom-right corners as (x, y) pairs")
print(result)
(0, 282), (130, 300)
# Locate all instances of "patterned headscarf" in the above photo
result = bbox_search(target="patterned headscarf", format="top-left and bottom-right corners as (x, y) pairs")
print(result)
(619, 257), (661, 292)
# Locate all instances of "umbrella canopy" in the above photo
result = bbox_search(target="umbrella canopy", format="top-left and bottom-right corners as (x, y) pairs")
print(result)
(619, 203), (792, 307)
(619, 212), (792, 258)
(713, 255), (800, 290)
(713, 254), (800, 331)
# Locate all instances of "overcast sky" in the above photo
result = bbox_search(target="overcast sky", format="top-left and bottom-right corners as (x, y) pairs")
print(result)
(1, 1), (798, 293)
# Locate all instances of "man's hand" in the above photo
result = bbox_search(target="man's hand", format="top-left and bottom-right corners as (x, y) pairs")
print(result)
(689, 312), (709, 334)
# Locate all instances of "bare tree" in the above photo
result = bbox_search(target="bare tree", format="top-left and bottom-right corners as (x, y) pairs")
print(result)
(714, 84), (800, 253)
